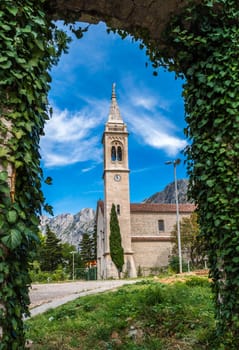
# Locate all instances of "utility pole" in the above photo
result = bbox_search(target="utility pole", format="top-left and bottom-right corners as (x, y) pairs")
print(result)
(71, 251), (76, 280)
(165, 158), (182, 273)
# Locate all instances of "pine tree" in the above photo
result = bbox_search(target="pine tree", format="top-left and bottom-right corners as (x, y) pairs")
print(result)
(40, 225), (63, 271)
(79, 233), (94, 265)
(79, 223), (97, 265)
(91, 223), (97, 261)
(109, 203), (124, 278)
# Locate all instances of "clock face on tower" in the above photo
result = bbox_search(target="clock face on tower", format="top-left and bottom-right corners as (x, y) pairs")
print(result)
(114, 174), (121, 182)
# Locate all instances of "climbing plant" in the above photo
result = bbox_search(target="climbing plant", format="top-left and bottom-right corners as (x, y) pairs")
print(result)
(145, 0), (239, 346)
(1, 0), (239, 348)
(0, 1), (71, 348)
(111, 0), (239, 346)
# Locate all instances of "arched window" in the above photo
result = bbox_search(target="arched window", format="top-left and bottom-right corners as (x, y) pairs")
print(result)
(111, 146), (116, 161)
(117, 146), (122, 161)
(111, 143), (123, 162)
(116, 204), (120, 215)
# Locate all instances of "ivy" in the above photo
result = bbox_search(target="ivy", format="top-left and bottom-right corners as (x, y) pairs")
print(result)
(110, 0), (239, 346)
(0, 0), (71, 348)
(161, 1), (239, 346)
(1, 0), (239, 348)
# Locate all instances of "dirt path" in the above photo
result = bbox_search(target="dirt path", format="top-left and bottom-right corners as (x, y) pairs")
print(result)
(29, 280), (138, 317)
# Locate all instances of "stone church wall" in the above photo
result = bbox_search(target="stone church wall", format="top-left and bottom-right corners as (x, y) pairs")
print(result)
(130, 212), (191, 236)
(132, 240), (172, 276)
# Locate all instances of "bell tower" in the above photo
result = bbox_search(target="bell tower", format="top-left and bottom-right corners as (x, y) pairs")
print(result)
(102, 84), (136, 278)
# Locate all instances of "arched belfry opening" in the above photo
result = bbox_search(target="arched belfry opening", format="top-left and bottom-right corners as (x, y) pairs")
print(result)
(111, 142), (123, 162)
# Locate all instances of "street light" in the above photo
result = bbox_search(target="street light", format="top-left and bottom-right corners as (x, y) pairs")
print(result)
(165, 158), (182, 274)
(70, 251), (76, 281)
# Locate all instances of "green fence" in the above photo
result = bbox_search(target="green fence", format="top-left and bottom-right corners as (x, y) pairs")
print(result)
(75, 267), (97, 280)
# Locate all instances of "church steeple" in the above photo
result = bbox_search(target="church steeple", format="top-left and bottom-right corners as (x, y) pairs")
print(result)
(99, 84), (136, 279)
(108, 83), (123, 123)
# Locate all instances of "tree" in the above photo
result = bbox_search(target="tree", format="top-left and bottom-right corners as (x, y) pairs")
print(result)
(171, 213), (206, 269)
(61, 242), (83, 274)
(109, 204), (124, 278)
(79, 232), (96, 265)
(40, 225), (62, 271)
(91, 223), (97, 261)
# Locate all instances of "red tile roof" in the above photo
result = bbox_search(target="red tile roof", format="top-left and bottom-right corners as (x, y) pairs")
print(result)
(97, 200), (195, 214)
(130, 203), (195, 213)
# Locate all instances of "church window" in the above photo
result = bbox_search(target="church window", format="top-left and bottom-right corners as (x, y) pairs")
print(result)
(117, 146), (122, 161)
(158, 220), (165, 232)
(111, 146), (116, 161)
(117, 204), (120, 215)
(111, 143), (123, 162)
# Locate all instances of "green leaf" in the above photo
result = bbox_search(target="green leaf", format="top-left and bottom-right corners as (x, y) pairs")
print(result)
(0, 185), (10, 194)
(232, 257), (239, 264)
(206, 180), (214, 188)
(6, 6), (18, 16)
(0, 56), (8, 63)
(30, 215), (39, 226)
(0, 148), (9, 157)
(0, 171), (8, 182)
(7, 210), (18, 224)
(1, 229), (21, 249)
(1, 60), (12, 69)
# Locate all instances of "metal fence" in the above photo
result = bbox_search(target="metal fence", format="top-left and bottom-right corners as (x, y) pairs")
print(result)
(75, 267), (97, 280)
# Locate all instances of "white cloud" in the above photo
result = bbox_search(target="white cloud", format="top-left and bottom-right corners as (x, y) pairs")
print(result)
(81, 165), (97, 173)
(41, 84), (186, 168)
(40, 103), (106, 167)
(115, 79), (187, 156)
(124, 109), (187, 156)
(132, 95), (157, 110)
(43, 109), (98, 142)
(130, 115), (187, 156)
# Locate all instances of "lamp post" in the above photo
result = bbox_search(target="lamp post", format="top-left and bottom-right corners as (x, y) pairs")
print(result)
(70, 251), (76, 281)
(165, 158), (182, 274)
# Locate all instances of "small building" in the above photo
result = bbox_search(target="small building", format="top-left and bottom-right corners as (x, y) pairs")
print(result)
(96, 85), (195, 279)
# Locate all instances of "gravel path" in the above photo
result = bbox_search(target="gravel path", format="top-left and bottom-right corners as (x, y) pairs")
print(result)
(29, 280), (138, 317)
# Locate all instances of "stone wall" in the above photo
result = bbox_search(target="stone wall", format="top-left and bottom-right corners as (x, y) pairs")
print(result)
(132, 240), (172, 275)
(130, 211), (191, 236)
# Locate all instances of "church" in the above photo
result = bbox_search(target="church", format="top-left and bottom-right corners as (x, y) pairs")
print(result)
(96, 85), (195, 279)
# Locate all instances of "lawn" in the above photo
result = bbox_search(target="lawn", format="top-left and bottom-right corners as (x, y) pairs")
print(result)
(26, 275), (217, 349)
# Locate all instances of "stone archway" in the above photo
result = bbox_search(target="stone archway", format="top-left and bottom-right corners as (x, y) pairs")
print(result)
(1, 1), (239, 348)
(46, 0), (197, 43)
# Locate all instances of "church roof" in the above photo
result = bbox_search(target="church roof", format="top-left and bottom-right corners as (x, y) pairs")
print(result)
(96, 200), (195, 215)
(130, 203), (195, 213)
(108, 83), (123, 123)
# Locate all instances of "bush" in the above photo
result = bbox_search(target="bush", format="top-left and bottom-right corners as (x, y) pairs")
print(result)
(30, 267), (69, 283)
(168, 255), (188, 273)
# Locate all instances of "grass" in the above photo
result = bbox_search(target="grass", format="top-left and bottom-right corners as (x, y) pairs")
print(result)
(25, 275), (217, 349)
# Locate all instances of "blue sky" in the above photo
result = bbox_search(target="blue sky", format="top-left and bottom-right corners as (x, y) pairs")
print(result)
(40, 22), (188, 216)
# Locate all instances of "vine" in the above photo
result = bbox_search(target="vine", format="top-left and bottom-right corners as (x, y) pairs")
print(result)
(150, 0), (239, 346)
(0, 1), (70, 348)
(1, 0), (239, 348)
(110, 0), (239, 346)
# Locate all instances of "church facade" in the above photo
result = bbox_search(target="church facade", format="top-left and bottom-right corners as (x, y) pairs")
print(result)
(96, 85), (194, 279)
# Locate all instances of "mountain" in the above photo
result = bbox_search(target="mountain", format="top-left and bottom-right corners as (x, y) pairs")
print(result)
(39, 180), (190, 247)
(144, 179), (191, 204)
(40, 208), (95, 248)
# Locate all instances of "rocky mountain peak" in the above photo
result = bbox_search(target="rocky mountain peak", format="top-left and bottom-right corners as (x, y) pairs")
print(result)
(40, 208), (95, 248)
(143, 179), (191, 204)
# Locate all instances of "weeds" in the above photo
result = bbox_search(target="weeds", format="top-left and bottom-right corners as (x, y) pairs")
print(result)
(26, 276), (215, 349)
